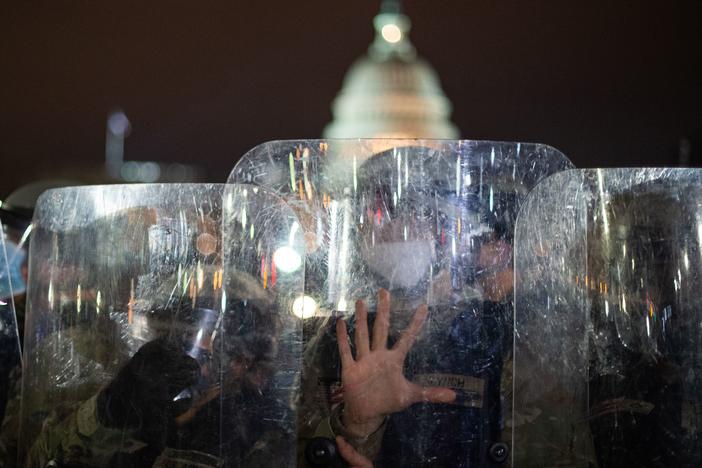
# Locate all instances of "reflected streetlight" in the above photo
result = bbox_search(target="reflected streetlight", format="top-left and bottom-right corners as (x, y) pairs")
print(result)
(273, 246), (302, 273)
(292, 295), (318, 319)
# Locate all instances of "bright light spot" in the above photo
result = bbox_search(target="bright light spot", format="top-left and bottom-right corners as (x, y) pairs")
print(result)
(273, 246), (302, 272)
(397, 151), (402, 199)
(605, 300), (609, 317)
(455, 155), (460, 196)
(597, 169), (609, 235)
(337, 297), (348, 312)
(381, 23), (403, 43)
(107, 110), (131, 136)
(289, 222), (300, 247)
(292, 295), (318, 319)
(289, 152), (296, 192)
(646, 315), (651, 337)
(220, 290), (227, 313)
(405, 157), (409, 187)
(197, 262), (204, 289)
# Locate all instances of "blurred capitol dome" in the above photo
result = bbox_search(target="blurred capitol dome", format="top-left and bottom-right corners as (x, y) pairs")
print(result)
(323, 0), (459, 139)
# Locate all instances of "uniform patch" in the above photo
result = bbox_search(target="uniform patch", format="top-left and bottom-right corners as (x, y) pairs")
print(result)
(413, 373), (485, 408)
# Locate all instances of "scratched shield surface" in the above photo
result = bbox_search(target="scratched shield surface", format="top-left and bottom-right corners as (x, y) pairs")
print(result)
(18, 183), (304, 467)
(514, 169), (702, 467)
(230, 139), (572, 467)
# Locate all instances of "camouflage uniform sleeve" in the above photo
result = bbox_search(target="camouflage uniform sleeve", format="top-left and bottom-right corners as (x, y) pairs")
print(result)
(296, 406), (386, 467)
(297, 332), (387, 468)
(326, 404), (386, 460)
(24, 394), (147, 468)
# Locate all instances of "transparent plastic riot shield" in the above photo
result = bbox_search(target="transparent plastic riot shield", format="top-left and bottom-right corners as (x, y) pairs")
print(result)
(18, 184), (304, 468)
(220, 183), (305, 467)
(514, 169), (702, 467)
(0, 229), (22, 462)
(230, 139), (573, 467)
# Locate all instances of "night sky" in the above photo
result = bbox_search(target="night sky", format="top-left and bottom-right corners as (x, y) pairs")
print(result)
(2, 1), (701, 195)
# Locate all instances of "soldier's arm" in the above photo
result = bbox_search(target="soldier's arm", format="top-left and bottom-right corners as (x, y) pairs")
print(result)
(25, 394), (147, 467)
(296, 322), (386, 466)
(322, 405), (386, 460)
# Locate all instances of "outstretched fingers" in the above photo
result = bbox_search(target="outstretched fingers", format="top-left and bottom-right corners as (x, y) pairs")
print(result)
(393, 304), (429, 356)
(336, 318), (355, 368)
(354, 299), (370, 358)
(371, 289), (390, 351)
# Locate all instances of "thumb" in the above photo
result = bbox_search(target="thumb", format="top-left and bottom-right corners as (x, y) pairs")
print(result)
(336, 436), (374, 468)
(411, 384), (456, 404)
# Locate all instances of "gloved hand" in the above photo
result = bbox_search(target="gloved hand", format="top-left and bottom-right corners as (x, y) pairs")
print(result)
(96, 338), (200, 443)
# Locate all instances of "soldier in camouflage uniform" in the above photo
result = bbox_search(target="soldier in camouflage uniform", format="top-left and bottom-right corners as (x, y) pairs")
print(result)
(21, 277), (301, 468)
(297, 147), (516, 468)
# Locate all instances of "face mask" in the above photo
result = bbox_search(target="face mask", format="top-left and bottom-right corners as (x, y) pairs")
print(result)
(362, 240), (435, 291)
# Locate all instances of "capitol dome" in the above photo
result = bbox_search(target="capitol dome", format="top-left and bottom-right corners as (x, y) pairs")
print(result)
(323, 2), (459, 139)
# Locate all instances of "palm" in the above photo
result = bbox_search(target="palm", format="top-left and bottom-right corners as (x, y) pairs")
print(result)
(336, 289), (455, 435)
(343, 349), (415, 421)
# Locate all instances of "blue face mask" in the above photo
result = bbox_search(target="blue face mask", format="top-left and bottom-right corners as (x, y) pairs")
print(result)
(0, 240), (26, 299)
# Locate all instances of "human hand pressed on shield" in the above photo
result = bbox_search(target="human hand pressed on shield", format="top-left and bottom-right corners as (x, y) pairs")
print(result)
(336, 289), (456, 437)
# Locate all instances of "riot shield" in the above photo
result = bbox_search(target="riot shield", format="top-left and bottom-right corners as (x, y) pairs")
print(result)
(230, 139), (573, 467)
(0, 228), (22, 462)
(18, 184), (304, 468)
(514, 169), (702, 467)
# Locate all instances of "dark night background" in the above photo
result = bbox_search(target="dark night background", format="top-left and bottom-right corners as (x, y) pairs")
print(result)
(1, 1), (701, 194)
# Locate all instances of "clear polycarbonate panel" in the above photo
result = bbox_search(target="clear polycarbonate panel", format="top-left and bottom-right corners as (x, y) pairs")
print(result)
(18, 184), (304, 467)
(230, 139), (573, 467)
(514, 169), (702, 467)
(221, 184), (305, 467)
(0, 230), (22, 463)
